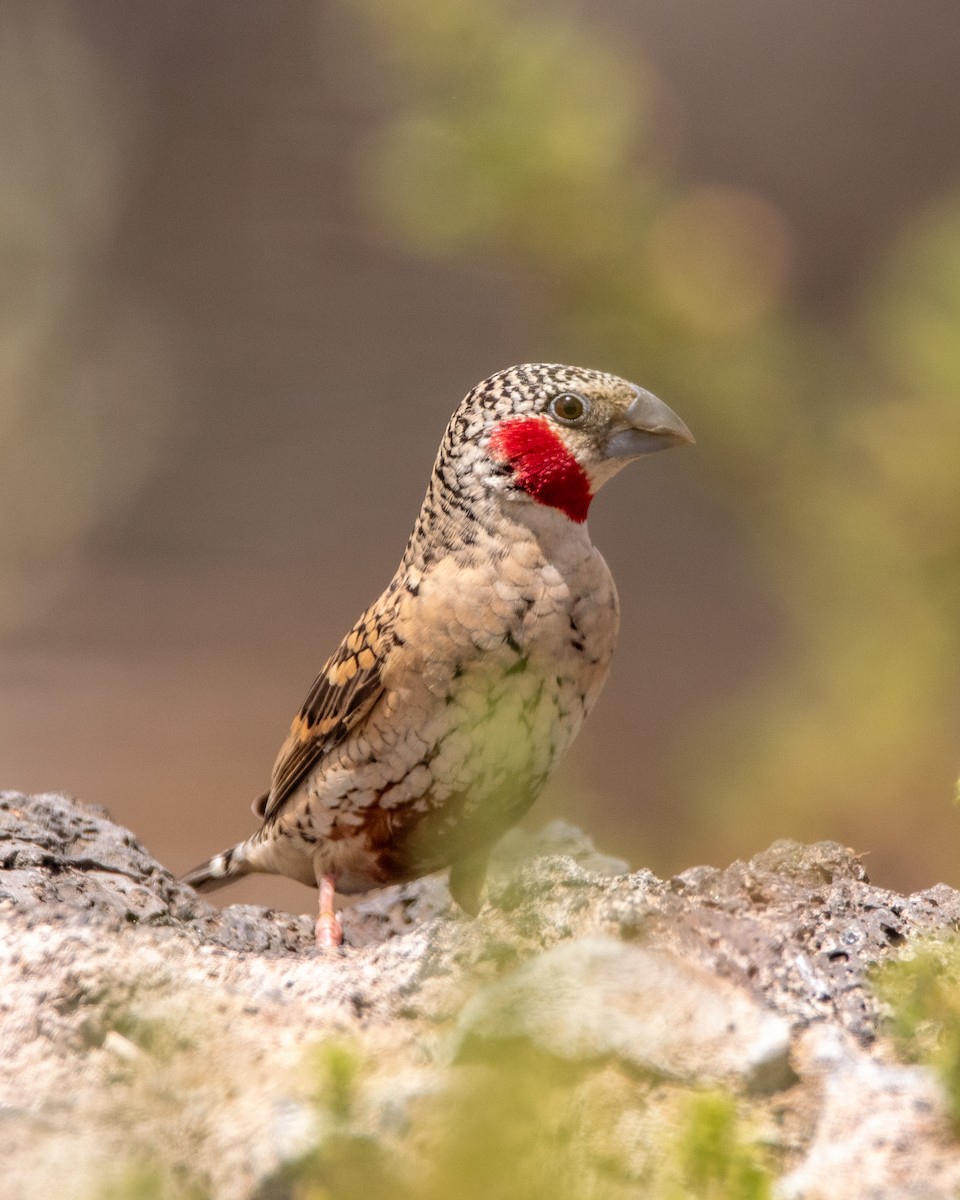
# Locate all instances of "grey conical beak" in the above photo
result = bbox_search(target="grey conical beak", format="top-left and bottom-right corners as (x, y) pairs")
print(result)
(605, 387), (695, 459)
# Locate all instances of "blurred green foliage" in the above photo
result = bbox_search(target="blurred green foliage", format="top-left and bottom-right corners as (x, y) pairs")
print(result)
(258, 1042), (395, 1200)
(99, 1162), (209, 1200)
(873, 939), (960, 1135)
(328, 0), (960, 880)
(260, 1040), (773, 1200)
(660, 1092), (774, 1200)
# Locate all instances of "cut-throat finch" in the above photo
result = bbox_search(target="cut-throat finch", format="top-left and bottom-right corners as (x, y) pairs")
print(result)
(183, 364), (693, 946)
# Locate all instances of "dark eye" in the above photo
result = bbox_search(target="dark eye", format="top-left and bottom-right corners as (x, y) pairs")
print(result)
(548, 392), (589, 425)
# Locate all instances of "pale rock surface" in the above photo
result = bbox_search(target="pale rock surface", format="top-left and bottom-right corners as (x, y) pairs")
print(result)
(457, 938), (793, 1091)
(2, 790), (960, 1199)
(781, 1025), (960, 1199)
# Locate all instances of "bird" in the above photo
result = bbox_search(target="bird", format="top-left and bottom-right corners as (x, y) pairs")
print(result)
(182, 364), (693, 947)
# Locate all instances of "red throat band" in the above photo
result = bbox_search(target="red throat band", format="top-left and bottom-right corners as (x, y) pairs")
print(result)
(488, 417), (592, 523)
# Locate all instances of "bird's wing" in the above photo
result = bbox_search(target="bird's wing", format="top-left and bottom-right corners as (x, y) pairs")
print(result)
(256, 604), (393, 822)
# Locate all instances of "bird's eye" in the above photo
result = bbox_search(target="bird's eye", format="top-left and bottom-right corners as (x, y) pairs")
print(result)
(548, 392), (589, 425)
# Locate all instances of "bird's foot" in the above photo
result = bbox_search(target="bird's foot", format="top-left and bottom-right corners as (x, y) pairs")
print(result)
(315, 873), (343, 950)
(314, 909), (343, 950)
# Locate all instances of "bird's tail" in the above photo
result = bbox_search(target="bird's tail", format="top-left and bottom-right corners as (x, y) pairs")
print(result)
(181, 840), (255, 893)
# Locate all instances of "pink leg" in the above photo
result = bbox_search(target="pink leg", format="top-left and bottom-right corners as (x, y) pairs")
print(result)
(315, 873), (343, 949)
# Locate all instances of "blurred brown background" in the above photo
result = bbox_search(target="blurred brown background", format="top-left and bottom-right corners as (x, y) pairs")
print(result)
(3, 0), (960, 916)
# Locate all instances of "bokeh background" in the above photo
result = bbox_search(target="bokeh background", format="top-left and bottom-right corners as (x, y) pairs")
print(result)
(2, 0), (960, 916)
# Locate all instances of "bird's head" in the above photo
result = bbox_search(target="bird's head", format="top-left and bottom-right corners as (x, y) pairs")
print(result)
(448, 363), (694, 524)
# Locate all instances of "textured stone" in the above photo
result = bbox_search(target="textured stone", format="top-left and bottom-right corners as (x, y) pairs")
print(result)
(457, 937), (794, 1091)
(2, 791), (960, 1199)
(782, 1025), (960, 1199)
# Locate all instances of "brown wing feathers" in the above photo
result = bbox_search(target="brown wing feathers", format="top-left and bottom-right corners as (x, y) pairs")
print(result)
(257, 607), (392, 821)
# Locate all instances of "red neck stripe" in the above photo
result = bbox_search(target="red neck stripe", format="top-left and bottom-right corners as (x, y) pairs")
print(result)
(488, 417), (592, 523)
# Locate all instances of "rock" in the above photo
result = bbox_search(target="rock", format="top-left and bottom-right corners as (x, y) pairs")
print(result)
(457, 937), (794, 1092)
(0, 790), (315, 952)
(1, 790), (959, 1199)
(782, 1025), (960, 1199)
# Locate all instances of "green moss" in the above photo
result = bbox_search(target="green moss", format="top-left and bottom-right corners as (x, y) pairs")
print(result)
(657, 1091), (774, 1200)
(309, 1041), (363, 1123)
(98, 1161), (210, 1200)
(260, 1034), (775, 1200)
(873, 939), (960, 1133)
(417, 1044), (602, 1200)
(257, 1134), (398, 1200)
(256, 1041), (400, 1200)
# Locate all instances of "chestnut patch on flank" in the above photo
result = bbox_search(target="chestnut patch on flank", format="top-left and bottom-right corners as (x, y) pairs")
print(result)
(488, 417), (592, 523)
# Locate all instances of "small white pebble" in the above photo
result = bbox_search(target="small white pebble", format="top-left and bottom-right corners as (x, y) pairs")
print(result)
(103, 1030), (147, 1063)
